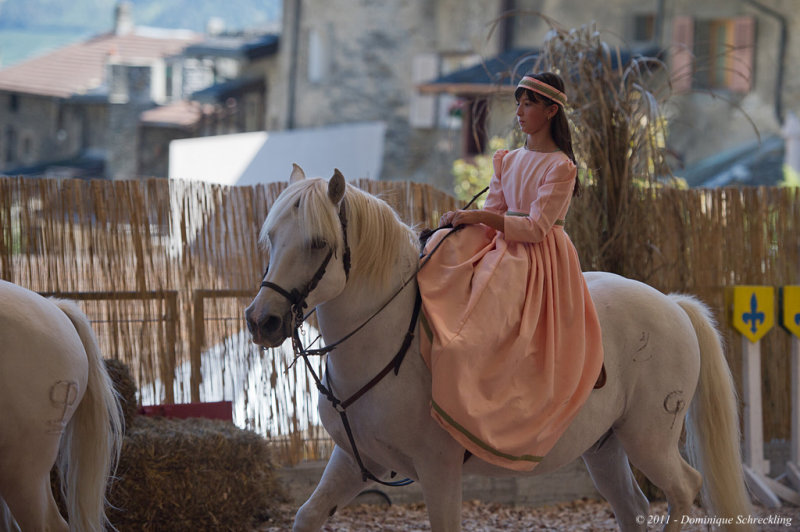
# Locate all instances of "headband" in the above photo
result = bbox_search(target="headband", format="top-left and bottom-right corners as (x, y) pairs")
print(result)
(517, 76), (568, 107)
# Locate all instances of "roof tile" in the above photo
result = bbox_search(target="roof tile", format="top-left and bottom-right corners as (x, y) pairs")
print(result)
(0, 30), (201, 99)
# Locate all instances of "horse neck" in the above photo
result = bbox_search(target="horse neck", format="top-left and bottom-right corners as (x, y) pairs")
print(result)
(316, 242), (420, 387)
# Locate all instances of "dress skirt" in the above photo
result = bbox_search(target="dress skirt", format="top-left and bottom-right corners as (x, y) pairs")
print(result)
(417, 223), (604, 471)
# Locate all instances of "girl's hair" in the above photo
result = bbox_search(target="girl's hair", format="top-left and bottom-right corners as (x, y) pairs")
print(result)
(514, 72), (581, 197)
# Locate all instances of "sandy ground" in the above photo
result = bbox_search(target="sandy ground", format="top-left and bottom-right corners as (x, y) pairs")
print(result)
(257, 499), (800, 531)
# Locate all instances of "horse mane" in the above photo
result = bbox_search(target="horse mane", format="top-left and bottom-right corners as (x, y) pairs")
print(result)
(261, 179), (419, 289)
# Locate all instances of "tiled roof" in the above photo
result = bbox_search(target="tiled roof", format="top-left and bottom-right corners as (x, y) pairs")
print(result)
(0, 29), (201, 99)
(140, 100), (215, 129)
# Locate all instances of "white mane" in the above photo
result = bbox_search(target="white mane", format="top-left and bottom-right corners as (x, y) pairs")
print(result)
(261, 179), (419, 289)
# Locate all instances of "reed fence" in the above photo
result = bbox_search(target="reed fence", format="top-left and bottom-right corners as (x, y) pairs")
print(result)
(0, 176), (797, 464)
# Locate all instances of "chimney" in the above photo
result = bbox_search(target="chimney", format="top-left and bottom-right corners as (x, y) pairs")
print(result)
(207, 17), (225, 37)
(114, 2), (134, 36)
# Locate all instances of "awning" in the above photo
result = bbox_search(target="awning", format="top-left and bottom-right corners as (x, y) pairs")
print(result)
(418, 45), (663, 97)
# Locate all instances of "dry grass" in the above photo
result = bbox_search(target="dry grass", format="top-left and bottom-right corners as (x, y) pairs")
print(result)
(1, 175), (798, 463)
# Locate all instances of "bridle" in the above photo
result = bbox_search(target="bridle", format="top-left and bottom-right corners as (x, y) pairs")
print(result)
(256, 187), (487, 487)
(259, 200), (417, 486)
(260, 202), (351, 327)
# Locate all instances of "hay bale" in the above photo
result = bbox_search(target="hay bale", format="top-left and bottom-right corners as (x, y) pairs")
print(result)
(108, 416), (286, 531)
(104, 358), (138, 427)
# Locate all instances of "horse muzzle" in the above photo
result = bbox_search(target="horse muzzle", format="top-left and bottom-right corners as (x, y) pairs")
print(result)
(245, 304), (292, 348)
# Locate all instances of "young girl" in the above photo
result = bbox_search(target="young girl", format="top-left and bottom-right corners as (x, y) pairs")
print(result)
(417, 72), (604, 472)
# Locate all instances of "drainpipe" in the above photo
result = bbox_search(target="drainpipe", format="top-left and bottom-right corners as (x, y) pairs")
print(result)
(744, 0), (787, 125)
(654, 0), (665, 48)
(499, 0), (515, 53)
(287, 0), (302, 130)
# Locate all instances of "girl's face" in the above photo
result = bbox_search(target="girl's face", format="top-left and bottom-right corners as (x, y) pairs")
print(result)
(516, 92), (557, 137)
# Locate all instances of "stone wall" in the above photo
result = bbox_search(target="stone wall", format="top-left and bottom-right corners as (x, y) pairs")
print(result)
(268, 0), (508, 190)
(0, 93), (81, 171)
(267, 0), (800, 189)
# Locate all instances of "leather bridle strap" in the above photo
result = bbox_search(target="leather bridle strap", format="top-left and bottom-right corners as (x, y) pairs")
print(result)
(259, 201), (351, 323)
(301, 289), (422, 486)
(261, 247), (334, 324)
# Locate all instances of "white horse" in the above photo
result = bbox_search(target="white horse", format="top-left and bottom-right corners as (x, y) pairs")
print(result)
(0, 280), (123, 532)
(245, 167), (753, 532)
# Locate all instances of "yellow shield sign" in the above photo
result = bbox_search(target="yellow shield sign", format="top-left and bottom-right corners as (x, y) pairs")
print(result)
(780, 286), (800, 339)
(731, 286), (774, 343)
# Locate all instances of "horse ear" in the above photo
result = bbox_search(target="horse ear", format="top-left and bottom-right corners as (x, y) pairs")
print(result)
(290, 163), (306, 183)
(328, 169), (346, 204)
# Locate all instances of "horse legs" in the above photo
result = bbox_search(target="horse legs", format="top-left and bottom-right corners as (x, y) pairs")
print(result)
(0, 434), (67, 532)
(0, 496), (21, 532)
(0, 468), (67, 532)
(293, 445), (384, 532)
(582, 430), (649, 532)
(615, 425), (702, 532)
(414, 441), (464, 532)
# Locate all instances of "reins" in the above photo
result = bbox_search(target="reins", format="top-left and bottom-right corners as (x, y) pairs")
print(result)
(258, 186), (488, 487)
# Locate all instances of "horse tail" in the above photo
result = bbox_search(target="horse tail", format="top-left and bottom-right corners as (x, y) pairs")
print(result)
(671, 294), (753, 525)
(52, 299), (123, 532)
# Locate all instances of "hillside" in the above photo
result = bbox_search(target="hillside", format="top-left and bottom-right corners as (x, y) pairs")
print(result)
(0, 0), (281, 66)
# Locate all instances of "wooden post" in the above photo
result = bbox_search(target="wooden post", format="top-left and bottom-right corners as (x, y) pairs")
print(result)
(782, 286), (800, 492)
(163, 292), (178, 404)
(732, 286), (781, 507)
(190, 290), (205, 403)
(789, 336), (800, 492)
(741, 336), (770, 475)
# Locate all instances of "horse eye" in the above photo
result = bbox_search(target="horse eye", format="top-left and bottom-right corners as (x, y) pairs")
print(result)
(310, 238), (327, 250)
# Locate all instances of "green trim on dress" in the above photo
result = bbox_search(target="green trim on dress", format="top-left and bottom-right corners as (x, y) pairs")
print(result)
(432, 401), (543, 464)
(420, 312), (434, 342)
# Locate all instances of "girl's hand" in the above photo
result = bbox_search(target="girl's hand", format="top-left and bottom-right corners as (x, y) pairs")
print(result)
(440, 210), (480, 227)
(451, 210), (482, 226)
(439, 211), (456, 227)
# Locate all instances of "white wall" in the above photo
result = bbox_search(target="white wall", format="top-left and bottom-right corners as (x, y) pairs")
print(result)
(168, 121), (387, 185)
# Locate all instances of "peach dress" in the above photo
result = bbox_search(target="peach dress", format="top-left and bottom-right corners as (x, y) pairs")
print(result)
(417, 148), (604, 472)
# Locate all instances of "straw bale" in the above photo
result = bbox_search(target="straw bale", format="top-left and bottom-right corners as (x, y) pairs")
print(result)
(104, 358), (138, 427)
(108, 416), (286, 531)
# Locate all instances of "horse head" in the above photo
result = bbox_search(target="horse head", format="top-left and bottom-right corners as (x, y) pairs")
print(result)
(245, 164), (350, 347)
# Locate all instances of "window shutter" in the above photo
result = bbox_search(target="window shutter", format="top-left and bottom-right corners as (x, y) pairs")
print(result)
(670, 16), (694, 93)
(409, 54), (438, 129)
(729, 16), (755, 93)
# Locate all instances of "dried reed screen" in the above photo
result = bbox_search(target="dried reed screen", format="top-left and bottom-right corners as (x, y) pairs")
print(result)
(0, 176), (455, 464)
(1, 177), (797, 462)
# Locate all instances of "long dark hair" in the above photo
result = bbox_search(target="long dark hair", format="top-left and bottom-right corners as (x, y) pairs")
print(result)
(514, 72), (581, 197)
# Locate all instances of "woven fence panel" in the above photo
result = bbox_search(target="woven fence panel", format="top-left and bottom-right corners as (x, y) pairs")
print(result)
(1, 177), (796, 460)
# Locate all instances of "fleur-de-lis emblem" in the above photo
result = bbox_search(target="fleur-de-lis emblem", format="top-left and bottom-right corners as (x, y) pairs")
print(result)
(742, 294), (765, 334)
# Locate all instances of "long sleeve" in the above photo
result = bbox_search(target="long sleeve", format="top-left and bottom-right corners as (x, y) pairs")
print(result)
(503, 158), (576, 243)
(484, 150), (508, 214)
(483, 174), (507, 214)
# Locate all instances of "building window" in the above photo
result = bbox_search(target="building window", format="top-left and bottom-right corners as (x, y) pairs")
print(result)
(308, 28), (327, 84)
(5, 126), (16, 163)
(671, 15), (755, 93)
(21, 134), (33, 164)
(9, 93), (19, 112)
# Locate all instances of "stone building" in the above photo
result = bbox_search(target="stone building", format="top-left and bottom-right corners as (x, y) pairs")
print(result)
(0, 3), (202, 179)
(412, 0), (797, 186)
(1, 0), (797, 188)
(0, 2), (276, 180)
